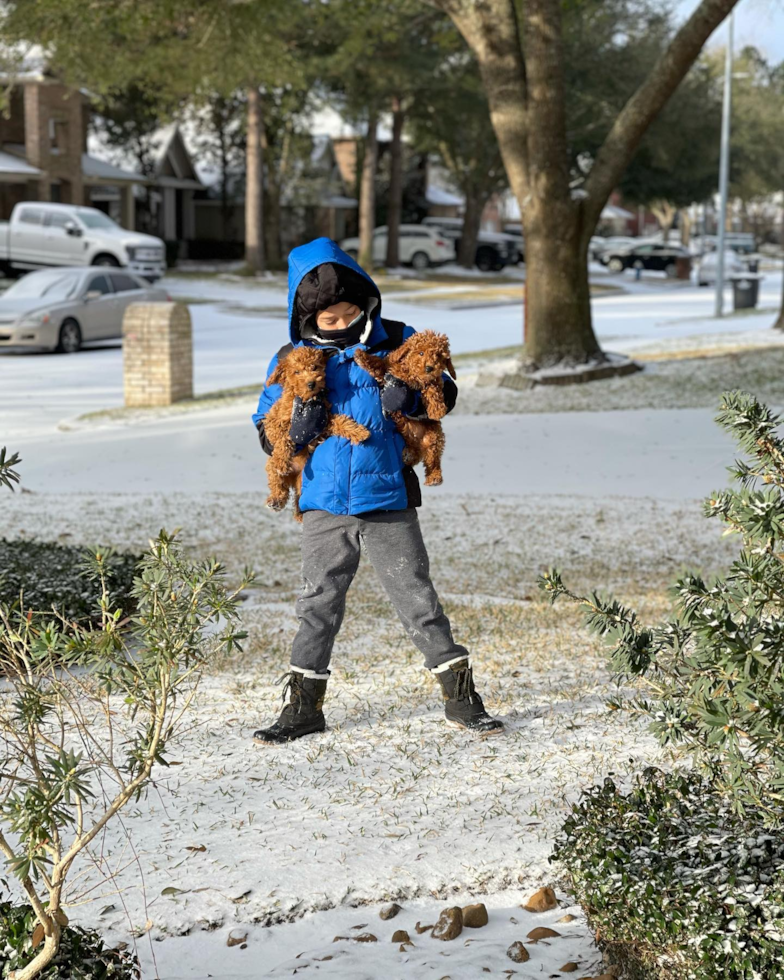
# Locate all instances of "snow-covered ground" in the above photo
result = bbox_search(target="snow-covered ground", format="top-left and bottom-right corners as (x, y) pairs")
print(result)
(2, 490), (735, 979)
(0, 269), (774, 978)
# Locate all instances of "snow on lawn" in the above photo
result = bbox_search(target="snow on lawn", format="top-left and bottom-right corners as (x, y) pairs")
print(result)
(2, 490), (735, 978)
(455, 343), (784, 415)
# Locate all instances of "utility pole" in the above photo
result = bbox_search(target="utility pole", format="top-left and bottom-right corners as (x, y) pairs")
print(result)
(714, 10), (734, 318)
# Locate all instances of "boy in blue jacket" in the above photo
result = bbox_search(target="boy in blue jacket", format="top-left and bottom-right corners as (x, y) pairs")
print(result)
(252, 238), (503, 743)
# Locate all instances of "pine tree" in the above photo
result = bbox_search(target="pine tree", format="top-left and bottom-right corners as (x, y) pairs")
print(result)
(542, 391), (784, 814)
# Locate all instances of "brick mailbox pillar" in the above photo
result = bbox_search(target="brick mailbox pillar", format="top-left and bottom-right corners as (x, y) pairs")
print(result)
(122, 302), (193, 407)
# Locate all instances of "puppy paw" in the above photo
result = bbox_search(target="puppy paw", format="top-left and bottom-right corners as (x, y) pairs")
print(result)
(266, 496), (286, 511)
(424, 473), (443, 487)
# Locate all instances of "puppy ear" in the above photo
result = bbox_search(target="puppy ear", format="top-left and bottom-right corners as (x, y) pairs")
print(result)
(445, 355), (457, 380)
(267, 361), (286, 387)
(386, 346), (407, 369)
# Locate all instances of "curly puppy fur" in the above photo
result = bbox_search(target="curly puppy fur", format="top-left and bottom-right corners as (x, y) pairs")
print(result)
(353, 331), (456, 486)
(264, 347), (370, 520)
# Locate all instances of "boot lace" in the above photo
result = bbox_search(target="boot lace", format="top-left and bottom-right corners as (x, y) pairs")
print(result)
(277, 671), (320, 714)
(277, 671), (303, 713)
(454, 665), (478, 704)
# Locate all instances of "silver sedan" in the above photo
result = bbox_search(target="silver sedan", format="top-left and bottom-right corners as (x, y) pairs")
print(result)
(0, 267), (169, 353)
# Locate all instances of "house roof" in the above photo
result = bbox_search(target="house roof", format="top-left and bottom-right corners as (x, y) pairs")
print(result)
(87, 122), (202, 189)
(81, 153), (143, 183)
(0, 149), (42, 179)
(426, 184), (464, 207)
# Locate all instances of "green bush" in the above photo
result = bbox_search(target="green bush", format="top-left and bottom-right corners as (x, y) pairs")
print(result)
(552, 769), (784, 980)
(542, 392), (784, 977)
(541, 391), (784, 810)
(0, 540), (140, 623)
(0, 900), (140, 979)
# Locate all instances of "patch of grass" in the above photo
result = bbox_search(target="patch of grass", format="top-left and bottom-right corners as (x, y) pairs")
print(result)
(458, 345), (784, 415)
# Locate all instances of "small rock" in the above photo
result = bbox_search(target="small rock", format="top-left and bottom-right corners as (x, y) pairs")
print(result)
(350, 923), (368, 930)
(353, 933), (377, 942)
(380, 903), (402, 921)
(523, 886), (558, 913)
(391, 930), (410, 944)
(559, 964), (579, 973)
(462, 903), (489, 928)
(431, 906), (463, 941)
(332, 936), (349, 942)
(226, 931), (247, 948)
(506, 941), (530, 963)
(415, 921), (433, 934)
(527, 926), (561, 942)
(557, 913), (578, 923)
(398, 944), (409, 952)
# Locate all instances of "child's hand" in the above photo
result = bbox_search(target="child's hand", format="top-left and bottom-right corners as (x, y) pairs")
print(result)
(290, 396), (328, 446)
(381, 373), (418, 416)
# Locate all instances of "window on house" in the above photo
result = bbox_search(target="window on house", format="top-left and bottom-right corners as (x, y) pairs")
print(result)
(48, 117), (68, 153)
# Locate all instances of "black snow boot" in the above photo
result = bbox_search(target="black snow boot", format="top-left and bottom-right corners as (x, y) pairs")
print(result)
(253, 670), (328, 745)
(434, 659), (504, 736)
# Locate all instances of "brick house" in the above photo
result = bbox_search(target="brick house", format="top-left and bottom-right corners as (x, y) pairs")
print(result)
(0, 69), (143, 227)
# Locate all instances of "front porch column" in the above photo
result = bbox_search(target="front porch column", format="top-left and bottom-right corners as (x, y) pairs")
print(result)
(162, 186), (176, 240)
(120, 184), (136, 229)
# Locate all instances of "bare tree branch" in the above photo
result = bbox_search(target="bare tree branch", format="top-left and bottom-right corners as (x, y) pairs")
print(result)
(583, 0), (740, 227)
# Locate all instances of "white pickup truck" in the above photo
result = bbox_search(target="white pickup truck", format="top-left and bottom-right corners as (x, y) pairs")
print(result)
(0, 202), (166, 281)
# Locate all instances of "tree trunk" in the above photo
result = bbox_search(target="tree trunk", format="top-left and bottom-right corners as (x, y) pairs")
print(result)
(519, 0), (598, 366)
(523, 209), (598, 367)
(260, 113), (282, 269)
(219, 123), (230, 241)
(651, 200), (676, 240)
(358, 110), (379, 271)
(385, 98), (405, 268)
(458, 192), (483, 268)
(435, 0), (741, 368)
(264, 180), (283, 269)
(774, 203), (784, 331)
(10, 925), (61, 980)
(680, 209), (692, 247)
(244, 84), (264, 274)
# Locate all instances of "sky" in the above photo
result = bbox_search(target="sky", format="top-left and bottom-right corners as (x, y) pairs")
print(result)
(676, 0), (784, 62)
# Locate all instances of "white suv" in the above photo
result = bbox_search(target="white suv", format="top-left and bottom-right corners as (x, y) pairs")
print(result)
(340, 225), (455, 270)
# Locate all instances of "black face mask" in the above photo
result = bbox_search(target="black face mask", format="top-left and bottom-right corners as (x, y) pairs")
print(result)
(313, 309), (368, 349)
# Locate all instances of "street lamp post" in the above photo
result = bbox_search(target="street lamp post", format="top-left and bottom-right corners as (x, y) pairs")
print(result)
(714, 10), (734, 318)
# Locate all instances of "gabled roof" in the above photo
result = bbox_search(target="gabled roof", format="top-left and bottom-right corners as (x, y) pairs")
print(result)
(87, 122), (202, 189)
(82, 154), (143, 183)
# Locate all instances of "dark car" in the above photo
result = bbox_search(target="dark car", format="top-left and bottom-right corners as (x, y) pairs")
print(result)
(422, 218), (517, 272)
(502, 224), (525, 264)
(603, 242), (691, 276)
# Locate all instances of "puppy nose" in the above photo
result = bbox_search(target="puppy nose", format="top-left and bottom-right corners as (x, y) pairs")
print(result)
(307, 381), (316, 390)
(425, 365), (434, 374)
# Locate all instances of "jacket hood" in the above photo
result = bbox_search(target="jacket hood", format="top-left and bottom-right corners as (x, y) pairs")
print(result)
(287, 237), (384, 347)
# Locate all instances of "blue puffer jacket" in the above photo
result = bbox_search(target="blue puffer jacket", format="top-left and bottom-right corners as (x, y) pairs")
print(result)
(252, 237), (417, 516)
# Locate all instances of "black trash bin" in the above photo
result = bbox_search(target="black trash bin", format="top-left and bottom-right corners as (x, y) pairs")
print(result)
(731, 275), (761, 311)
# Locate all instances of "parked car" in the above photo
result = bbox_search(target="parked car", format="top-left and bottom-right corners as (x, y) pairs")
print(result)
(602, 241), (691, 276)
(0, 202), (166, 281)
(592, 236), (647, 263)
(339, 225), (455, 270)
(501, 223), (525, 263)
(422, 216), (517, 271)
(0, 266), (168, 353)
(700, 233), (757, 256)
(694, 249), (748, 286)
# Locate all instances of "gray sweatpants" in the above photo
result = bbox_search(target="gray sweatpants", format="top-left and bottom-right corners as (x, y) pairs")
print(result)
(290, 508), (469, 673)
